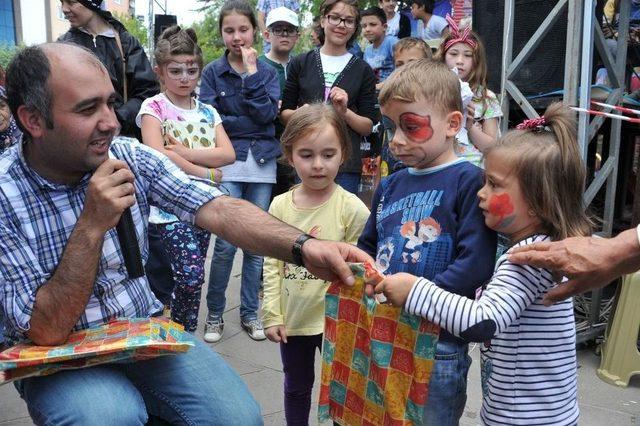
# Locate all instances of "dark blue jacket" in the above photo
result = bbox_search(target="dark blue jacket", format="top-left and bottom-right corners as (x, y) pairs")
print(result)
(200, 53), (281, 163)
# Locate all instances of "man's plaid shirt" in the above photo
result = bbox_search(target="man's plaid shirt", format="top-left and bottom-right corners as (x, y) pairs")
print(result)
(0, 138), (223, 344)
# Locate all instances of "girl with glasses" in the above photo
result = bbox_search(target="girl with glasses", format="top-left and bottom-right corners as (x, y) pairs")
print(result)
(281, 0), (379, 196)
(136, 25), (235, 333)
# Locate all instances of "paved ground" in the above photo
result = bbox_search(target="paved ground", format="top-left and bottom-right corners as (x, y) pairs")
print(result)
(1, 238), (640, 425)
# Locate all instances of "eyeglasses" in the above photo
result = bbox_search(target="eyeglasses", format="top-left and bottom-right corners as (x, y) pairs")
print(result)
(269, 27), (299, 37)
(381, 115), (397, 143)
(165, 63), (200, 81)
(325, 14), (357, 29)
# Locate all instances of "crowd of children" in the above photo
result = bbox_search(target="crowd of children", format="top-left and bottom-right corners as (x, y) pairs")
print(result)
(36, 0), (590, 424)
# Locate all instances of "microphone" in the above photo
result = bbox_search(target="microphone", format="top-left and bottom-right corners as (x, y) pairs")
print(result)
(116, 207), (145, 278)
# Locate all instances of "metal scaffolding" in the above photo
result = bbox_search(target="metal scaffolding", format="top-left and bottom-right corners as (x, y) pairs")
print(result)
(498, 0), (631, 342)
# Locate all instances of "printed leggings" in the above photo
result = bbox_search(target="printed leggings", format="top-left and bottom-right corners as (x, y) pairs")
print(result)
(155, 221), (210, 332)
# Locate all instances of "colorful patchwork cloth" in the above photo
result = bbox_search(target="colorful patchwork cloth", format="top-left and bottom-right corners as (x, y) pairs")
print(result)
(0, 317), (193, 385)
(319, 263), (440, 425)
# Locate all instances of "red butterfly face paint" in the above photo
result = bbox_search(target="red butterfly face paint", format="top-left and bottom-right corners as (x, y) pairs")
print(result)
(381, 99), (459, 169)
(399, 112), (434, 143)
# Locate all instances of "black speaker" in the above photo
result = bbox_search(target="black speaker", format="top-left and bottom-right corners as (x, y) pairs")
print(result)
(154, 14), (178, 43)
(473, 0), (567, 96)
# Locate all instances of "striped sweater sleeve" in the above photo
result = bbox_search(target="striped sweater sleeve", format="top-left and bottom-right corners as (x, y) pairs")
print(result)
(404, 240), (555, 342)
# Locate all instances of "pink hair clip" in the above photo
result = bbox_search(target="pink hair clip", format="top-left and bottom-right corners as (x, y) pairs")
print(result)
(516, 116), (547, 130)
(443, 14), (477, 52)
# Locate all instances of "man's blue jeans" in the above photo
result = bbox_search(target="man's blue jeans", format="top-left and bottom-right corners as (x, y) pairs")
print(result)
(15, 337), (262, 425)
(206, 181), (272, 321)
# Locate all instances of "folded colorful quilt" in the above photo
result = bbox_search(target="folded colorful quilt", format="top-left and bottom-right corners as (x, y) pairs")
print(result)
(0, 317), (193, 384)
(319, 263), (440, 425)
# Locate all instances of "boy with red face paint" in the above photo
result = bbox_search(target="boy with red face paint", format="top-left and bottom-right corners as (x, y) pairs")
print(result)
(357, 59), (496, 425)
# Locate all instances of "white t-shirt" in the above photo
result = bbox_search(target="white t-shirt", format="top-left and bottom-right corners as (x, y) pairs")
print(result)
(320, 52), (352, 101)
(421, 14), (448, 40)
(386, 12), (400, 36)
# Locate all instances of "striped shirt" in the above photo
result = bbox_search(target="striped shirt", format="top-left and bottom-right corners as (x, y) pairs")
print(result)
(405, 235), (578, 425)
(0, 138), (222, 344)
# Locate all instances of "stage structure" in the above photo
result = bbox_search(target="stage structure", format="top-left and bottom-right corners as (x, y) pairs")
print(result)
(498, 0), (631, 343)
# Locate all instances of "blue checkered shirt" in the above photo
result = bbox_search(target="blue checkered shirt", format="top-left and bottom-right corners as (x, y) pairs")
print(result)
(257, 0), (300, 14)
(0, 137), (222, 344)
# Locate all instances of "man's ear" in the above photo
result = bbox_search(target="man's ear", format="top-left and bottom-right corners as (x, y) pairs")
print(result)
(16, 105), (46, 139)
(445, 110), (463, 137)
(263, 29), (271, 43)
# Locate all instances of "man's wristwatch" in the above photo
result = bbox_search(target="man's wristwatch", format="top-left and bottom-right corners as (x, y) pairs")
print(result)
(292, 234), (315, 267)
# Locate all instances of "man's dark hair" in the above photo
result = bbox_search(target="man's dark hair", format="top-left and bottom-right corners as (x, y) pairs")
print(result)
(361, 6), (387, 25)
(6, 45), (54, 135)
(410, 0), (434, 13)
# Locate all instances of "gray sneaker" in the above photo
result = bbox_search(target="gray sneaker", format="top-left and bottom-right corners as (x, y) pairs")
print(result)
(203, 316), (224, 343)
(241, 318), (266, 341)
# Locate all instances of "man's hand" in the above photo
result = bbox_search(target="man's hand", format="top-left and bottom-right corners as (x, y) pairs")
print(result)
(508, 231), (640, 305)
(373, 272), (416, 306)
(81, 159), (136, 234)
(301, 239), (374, 285)
(265, 325), (288, 343)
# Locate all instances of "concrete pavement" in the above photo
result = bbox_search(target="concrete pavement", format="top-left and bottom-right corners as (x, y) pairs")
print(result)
(1, 238), (639, 425)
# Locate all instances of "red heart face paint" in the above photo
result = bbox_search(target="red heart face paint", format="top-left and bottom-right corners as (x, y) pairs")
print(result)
(399, 112), (433, 143)
(488, 193), (515, 228)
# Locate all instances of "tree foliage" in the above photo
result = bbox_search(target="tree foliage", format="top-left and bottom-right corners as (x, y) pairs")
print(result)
(192, 9), (226, 65)
(115, 12), (148, 47)
(0, 44), (18, 70)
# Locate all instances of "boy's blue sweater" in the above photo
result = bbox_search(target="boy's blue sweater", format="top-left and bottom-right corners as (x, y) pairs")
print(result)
(358, 159), (497, 344)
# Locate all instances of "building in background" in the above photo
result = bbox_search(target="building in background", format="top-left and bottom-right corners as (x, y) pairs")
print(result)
(2, 0), (131, 46)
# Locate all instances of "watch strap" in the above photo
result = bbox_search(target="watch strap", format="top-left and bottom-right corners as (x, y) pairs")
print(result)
(292, 233), (314, 267)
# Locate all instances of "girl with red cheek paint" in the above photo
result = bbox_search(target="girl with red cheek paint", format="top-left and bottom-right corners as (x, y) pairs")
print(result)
(477, 151), (538, 241)
(375, 103), (592, 426)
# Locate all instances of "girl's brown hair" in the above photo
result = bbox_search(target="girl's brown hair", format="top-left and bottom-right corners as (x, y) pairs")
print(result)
(435, 30), (489, 101)
(218, 0), (258, 36)
(155, 25), (203, 69)
(280, 103), (351, 162)
(318, 0), (361, 48)
(486, 103), (592, 240)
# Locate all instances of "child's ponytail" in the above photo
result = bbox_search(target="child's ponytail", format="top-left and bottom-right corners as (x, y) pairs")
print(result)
(543, 103), (581, 183)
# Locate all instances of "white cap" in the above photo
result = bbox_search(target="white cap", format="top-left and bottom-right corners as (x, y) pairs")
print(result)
(266, 7), (299, 28)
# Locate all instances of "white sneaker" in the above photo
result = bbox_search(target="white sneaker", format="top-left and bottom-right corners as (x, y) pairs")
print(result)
(241, 318), (266, 341)
(203, 316), (224, 343)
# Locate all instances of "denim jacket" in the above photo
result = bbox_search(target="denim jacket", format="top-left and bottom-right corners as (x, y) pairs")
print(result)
(200, 53), (281, 163)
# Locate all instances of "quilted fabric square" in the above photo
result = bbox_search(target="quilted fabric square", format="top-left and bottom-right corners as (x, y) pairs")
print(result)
(0, 318), (193, 384)
(319, 263), (440, 425)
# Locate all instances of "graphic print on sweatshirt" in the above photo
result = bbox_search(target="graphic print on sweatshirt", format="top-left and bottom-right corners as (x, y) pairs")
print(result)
(374, 188), (453, 278)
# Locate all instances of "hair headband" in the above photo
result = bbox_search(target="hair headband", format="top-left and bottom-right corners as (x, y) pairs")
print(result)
(516, 116), (548, 131)
(443, 14), (477, 51)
